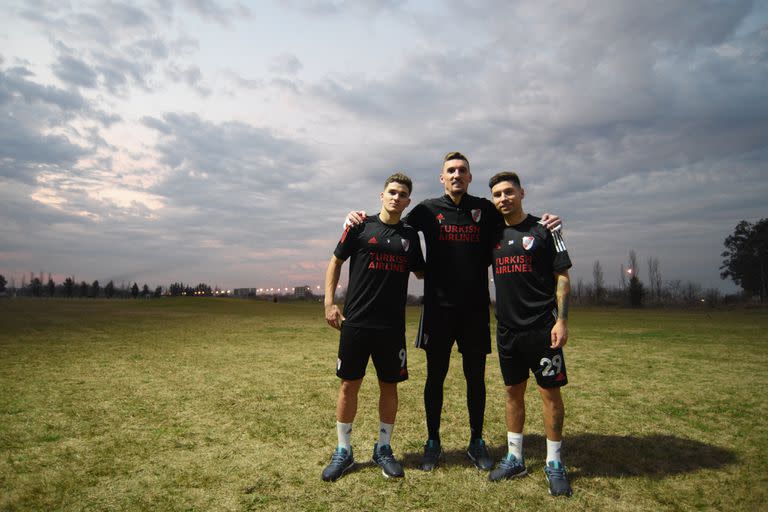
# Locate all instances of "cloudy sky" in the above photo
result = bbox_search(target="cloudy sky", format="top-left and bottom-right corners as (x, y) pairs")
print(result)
(1, 0), (766, 294)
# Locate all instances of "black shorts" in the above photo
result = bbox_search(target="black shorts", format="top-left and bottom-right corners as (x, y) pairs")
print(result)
(496, 319), (568, 388)
(337, 324), (408, 383)
(416, 305), (491, 355)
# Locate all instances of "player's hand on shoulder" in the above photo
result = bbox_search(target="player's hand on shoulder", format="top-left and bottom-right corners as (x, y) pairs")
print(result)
(550, 320), (568, 348)
(344, 210), (367, 228)
(539, 213), (562, 232)
(325, 304), (344, 330)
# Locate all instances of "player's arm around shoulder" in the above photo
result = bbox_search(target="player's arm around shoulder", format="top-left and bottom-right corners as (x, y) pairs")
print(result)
(324, 255), (345, 330)
(551, 270), (571, 349)
(539, 212), (563, 231)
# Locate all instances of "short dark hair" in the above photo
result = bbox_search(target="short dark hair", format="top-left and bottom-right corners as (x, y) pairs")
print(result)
(384, 172), (413, 195)
(443, 151), (470, 170)
(488, 171), (522, 189)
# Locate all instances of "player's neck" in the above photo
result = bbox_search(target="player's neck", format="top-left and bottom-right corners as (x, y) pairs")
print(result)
(504, 211), (527, 226)
(446, 190), (465, 205)
(378, 209), (402, 225)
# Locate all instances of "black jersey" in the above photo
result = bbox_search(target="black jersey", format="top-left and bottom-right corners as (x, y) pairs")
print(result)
(405, 193), (500, 311)
(334, 215), (425, 329)
(492, 214), (572, 329)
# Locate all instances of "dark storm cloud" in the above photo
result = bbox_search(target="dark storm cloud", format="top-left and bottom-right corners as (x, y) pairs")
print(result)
(17, 2), (203, 96)
(0, 68), (89, 181)
(2, 66), (87, 111)
(139, 112), (320, 247)
(92, 52), (155, 93)
(52, 55), (98, 88)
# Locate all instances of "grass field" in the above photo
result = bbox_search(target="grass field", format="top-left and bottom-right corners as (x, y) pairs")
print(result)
(1, 298), (767, 511)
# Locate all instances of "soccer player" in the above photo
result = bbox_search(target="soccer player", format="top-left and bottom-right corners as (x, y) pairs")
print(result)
(345, 152), (561, 472)
(321, 173), (425, 482)
(486, 171), (573, 497)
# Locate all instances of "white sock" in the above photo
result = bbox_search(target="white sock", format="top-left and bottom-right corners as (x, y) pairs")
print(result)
(546, 438), (562, 464)
(336, 422), (352, 451)
(507, 432), (524, 460)
(378, 422), (394, 446)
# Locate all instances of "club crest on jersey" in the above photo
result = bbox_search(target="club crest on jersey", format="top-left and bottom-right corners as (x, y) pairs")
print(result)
(436, 213), (445, 224)
(471, 209), (482, 223)
(368, 236), (378, 245)
(522, 236), (535, 250)
(402, 239), (410, 251)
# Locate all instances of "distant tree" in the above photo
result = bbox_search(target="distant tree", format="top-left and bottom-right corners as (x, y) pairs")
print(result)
(628, 250), (639, 277)
(592, 260), (605, 303)
(31, 278), (43, 297)
(47, 278), (55, 297)
(721, 218), (768, 302)
(0, 274), (6, 293)
(91, 280), (100, 298)
(574, 278), (584, 301)
(620, 264), (627, 290)
(682, 281), (702, 305)
(142, 284), (150, 297)
(627, 250), (644, 307)
(704, 288), (721, 308)
(64, 277), (75, 297)
(105, 280), (115, 299)
(79, 281), (88, 298)
(647, 257), (662, 302)
(131, 282), (139, 299)
(628, 274), (645, 307)
(169, 282), (184, 296)
(154, 286), (162, 298)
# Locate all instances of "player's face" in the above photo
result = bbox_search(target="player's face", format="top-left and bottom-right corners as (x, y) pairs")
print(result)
(380, 182), (411, 215)
(491, 180), (524, 216)
(440, 159), (472, 195)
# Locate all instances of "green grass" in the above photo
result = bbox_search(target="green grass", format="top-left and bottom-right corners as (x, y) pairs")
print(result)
(1, 299), (767, 511)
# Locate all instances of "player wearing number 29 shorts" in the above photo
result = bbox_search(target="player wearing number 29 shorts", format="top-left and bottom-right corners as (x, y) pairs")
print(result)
(487, 171), (574, 497)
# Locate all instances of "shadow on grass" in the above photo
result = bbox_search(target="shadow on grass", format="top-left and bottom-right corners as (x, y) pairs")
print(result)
(400, 433), (737, 479)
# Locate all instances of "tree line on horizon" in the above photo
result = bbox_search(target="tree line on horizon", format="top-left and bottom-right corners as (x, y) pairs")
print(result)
(0, 277), (218, 300)
(1, 218), (765, 305)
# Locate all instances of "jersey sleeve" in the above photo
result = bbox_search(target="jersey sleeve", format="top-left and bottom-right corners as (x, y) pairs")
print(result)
(549, 229), (572, 272)
(333, 224), (361, 261)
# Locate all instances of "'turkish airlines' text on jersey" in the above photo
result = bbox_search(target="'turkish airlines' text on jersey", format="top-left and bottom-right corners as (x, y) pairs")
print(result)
(335, 215), (425, 329)
(405, 194), (500, 311)
(492, 214), (572, 329)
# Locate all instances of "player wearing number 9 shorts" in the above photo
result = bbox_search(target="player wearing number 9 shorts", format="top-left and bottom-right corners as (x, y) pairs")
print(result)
(487, 171), (574, 497)
(322, 173), (425, 482)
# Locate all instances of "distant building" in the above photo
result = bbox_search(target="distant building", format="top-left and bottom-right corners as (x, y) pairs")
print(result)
(233, 288), (257, 297)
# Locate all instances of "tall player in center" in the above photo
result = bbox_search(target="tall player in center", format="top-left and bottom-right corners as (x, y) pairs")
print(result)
(345, 152), (561, 471)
